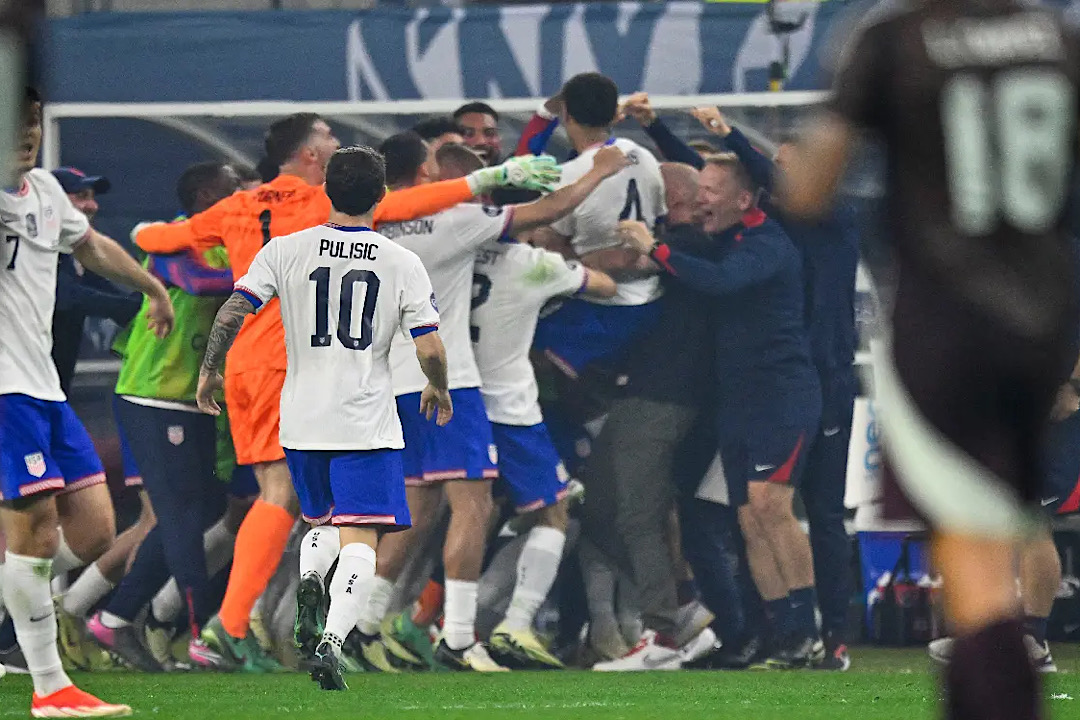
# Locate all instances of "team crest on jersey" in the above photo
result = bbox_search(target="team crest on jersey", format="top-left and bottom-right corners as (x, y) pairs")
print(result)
(482, 205), (503, 217)
(25, 213), (37, 238)
(167, 425), (185, 446)
(24, 452), (46, 478)
(488, 444), (499, 465)
(430, 293), (438, 312)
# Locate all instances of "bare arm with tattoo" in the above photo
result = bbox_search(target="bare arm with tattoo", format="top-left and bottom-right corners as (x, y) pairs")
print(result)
(195, 292), (256, 415)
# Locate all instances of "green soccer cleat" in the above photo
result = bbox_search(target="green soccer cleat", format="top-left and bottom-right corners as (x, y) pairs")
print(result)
(489, 623), (565, 669)
(293, 572), (327, 659)
(310, 641), (348, 691)
(200, 615), (286, 673)
(380, 615), (427, 670)
(385, 612), (443, 671)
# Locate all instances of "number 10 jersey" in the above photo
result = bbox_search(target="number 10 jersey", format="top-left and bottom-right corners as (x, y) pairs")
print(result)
(235, 224), (439, 451)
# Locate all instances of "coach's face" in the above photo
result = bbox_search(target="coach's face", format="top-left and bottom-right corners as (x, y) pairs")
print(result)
(697, 164), (749, 234)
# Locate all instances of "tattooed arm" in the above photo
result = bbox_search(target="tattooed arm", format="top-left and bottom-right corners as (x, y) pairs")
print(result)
(195, 292), (256, 415)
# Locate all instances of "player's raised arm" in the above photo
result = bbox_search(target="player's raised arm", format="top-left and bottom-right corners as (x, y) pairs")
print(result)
(73, 229), (174, 338)
(134, 191), (237, 254)
(507, 145), (629, 234)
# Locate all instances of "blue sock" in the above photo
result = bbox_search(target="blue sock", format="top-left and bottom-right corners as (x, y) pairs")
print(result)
(789, 587), (818, 639)
(765, 597), (795, 639)
(1024, 616), (1048, 645)
(0, 616), (14, 650)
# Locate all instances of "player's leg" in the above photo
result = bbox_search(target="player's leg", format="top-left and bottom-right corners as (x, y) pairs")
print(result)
(0, 395), (130, 717)
(204, 370), (295, 668)
(801, 372), (856, 670)
(1019, 531), (1060, 672)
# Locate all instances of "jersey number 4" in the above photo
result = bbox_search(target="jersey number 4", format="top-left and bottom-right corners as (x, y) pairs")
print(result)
(308, 267), (380, 350)
(943, 69), (1074, 236)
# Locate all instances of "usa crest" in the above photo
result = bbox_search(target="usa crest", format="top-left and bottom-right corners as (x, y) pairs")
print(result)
(24, 452), (46, 478)
(167, 425), (185, 446)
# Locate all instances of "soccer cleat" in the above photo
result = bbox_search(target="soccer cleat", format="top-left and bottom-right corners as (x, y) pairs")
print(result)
(248, 608), (273, 655)
(592, 630), (682, 672)
(489, 623), (565, 669)
(200, 615), (284, 673)
(434, 639), (510, 672)
(385, 612), (442, 671)
(379, 616), (425, 669)
(1023, 635), (1058, 673)
(293, 572), (327, 659)
(188, 637), (232, 671)
(673, 601), (716, 648)
(86, 612), (164, 673)
(352, 630), (402, 673)
(0, 642), (29, 674)
(310, 641), (348, 691)
(31, 685), (132, 718)
(55, 601), (90, 671)
(678, 626), (718, 665)
(814, 637), (852, 671)
(764, 636), (825, 670)
(144, 621), (178, 669)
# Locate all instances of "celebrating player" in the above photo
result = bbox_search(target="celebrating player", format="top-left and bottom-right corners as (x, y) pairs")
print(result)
(780, 5), (1080, 719)
(342, 134), (627, 672)
(134, 113), (559, 671)
(195, 146), (452, 691)
(0, 86), (174, 718)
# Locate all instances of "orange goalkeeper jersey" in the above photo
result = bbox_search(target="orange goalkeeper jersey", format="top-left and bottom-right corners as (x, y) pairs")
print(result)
(135, 173), (474, 375)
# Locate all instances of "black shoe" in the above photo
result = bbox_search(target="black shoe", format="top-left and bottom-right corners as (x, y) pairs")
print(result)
(685, 634), (763, 670)
(0, 643), (28, 673)
(813, 636), (851, 671)
(87, 616), (165, 673)
(293, 572), (327, 658)
(310, 641), (348, 691)
(764, 635), (825, 670)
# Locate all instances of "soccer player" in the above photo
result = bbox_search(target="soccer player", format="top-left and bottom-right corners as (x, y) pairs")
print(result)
(1, 86), (174, 718)
(453, 102), (503, 165)
(465, 166), (618, 668)
(347, 134), (628, 672)
(531, 72), (667, 379)
(779, 3), (1080, 717)
(413, 117), (465, 156)
(195, 145), (451, 692)
(134, 113), (559, 671)
(82, 161), (245, 673)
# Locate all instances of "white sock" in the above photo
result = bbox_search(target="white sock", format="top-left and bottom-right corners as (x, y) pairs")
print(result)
(443, 579), (478, 651)
(356, 576), (394, 636)
(60, 563), (114, 618)
(51, 528), (86, 576)
(99, 611), (130, 629)
(299, 526), (340, 583)
(503, 526), (566, 631)
(151, 518), (237, 624)
(3, 552), (73, 696)
(323, 543), (377, 652)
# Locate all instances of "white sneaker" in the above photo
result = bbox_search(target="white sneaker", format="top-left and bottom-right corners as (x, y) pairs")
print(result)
(678, 627), (719, 665)
(592, 630), (682, 672)
(930, 635), (1057, 674)
(434, 638), (510, 672)
(928, 637), (954, 665)
(674, 601), (716, 648)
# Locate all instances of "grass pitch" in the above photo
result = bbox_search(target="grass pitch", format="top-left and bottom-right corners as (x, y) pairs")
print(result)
(2, 647), (1079, 719)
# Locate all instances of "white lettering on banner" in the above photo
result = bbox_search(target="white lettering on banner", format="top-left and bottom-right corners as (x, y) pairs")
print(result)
(640, 1), (702, 94)
(733, 1), (820, 92)
(844, 397), (882, 510)
(409, 8), (466, 100)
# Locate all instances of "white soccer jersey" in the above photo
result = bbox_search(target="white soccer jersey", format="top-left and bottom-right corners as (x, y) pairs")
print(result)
(550, 138), (667, 307)
(380, 203), (513, 396)
(0, 169), (91, 401)
(472, 242), (587, 426)
(235, 224), (439, 451)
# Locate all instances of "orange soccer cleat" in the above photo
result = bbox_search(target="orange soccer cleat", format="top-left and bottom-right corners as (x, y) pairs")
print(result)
(31, 685), (132, 718)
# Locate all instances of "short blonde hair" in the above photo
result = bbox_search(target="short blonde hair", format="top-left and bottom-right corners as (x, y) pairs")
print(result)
(702, 152), (756, 193)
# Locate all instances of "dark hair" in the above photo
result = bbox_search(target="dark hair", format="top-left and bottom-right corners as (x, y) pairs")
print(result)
(435, 142), (483, 180)
(378, 131), (428, 188)
(263, 113), (322, 169)
(325, 146), (386, 216)
(176, 161), (230, 216)
(230, 164), (262, 185)
(413, 116), (464, 142)
(561, 73), (618, 129)
(25, 86), (41, 106)
(452, 101), (499, 123)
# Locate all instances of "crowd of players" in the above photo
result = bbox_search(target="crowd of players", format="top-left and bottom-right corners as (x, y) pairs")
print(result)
(1, 37), (1079, 717)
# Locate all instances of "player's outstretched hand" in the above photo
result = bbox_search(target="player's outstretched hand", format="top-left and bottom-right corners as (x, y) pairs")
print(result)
(620, 92), (656, 127)
(617, 220), (657, 256)
(196, 371), (223, 416)
(591, 145), (630, 179)
(420, 384), (454, 427)
(146, 291), (175, 339)
(689, 106), (731, 137)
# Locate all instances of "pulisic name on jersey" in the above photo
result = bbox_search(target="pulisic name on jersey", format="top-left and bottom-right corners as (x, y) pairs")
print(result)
(319, 238), (378, 260)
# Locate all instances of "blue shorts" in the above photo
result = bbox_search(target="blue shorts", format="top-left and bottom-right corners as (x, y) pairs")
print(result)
(396, 387), (498, 485)
(284, 447), (411, 530)
(720, 426), (812, 507)
(112, 396), (143, 488)
(1043, 411), (1080, 515)
(534, 298), (661, 377)
(492, 422), (570, 513)
(0, 394), (105, 502)
(228, 465), (260, 498)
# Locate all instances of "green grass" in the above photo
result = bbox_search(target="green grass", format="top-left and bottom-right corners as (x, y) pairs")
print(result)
(2, 647), (1080, 719)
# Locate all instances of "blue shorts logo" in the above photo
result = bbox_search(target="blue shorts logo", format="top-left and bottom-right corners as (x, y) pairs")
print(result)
(167, 425), (185, 446)
(24, 452), (46, 478)
(488, 443), (499, 465)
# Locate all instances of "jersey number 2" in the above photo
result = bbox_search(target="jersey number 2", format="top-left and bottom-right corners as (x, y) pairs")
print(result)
(942, 69), (1074, 236)
(309, 267), (380, 350)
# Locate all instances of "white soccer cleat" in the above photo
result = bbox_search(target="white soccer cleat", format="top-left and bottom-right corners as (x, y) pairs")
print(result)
(434, 638), (510, 672)
(592, 630), (682, 672)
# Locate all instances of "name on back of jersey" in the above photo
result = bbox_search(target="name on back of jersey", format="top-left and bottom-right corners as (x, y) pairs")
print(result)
(380, 219), (435, 240)
(320, 237), (378, 261)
